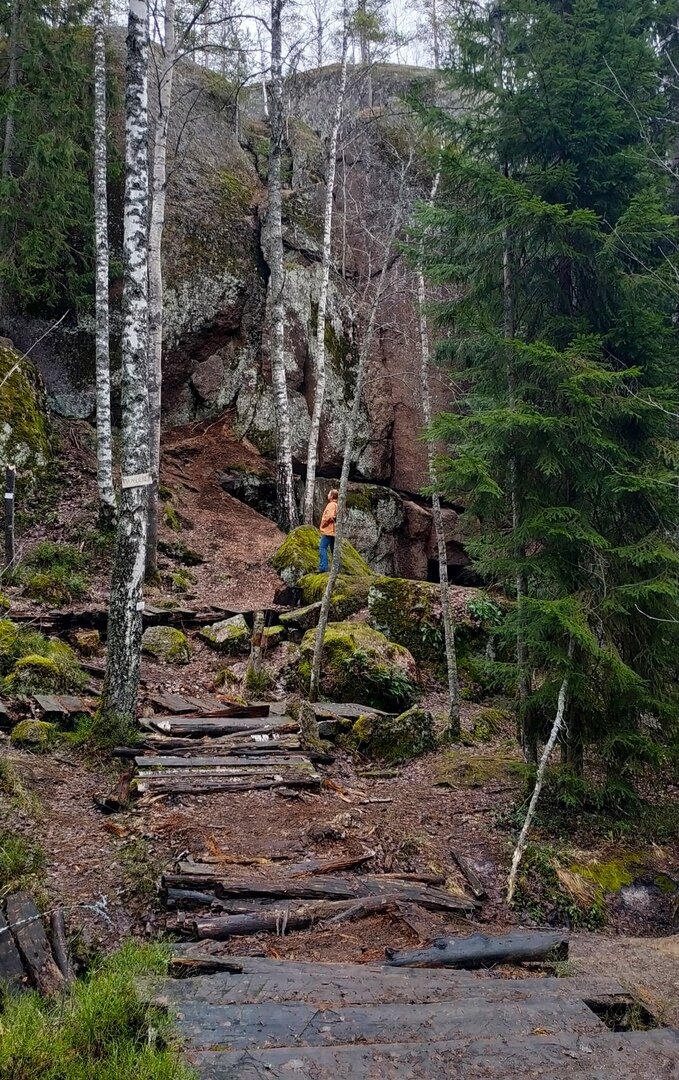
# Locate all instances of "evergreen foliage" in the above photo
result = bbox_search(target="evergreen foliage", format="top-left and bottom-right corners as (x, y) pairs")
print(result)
(421, 0), (679, 803)
(0, 0), (120, 313)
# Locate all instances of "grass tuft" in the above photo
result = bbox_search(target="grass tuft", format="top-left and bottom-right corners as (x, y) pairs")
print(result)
(0, 831), (45, 897)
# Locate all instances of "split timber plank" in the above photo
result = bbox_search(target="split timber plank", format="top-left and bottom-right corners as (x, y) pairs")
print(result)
(176, 1030), (679, 1080)
(136, 771), (320, 796)
(167, 996), (608, 1051)
(149, 967), (630, 1008)
(312, 702), (393, 720)
(0, 909), (26, 989)
(149, 692), (200, 714)
(33, 693), (67, 715)
(148, 716), (286, 737)
(134, 754), (311, 770)
(5, 893), (64, 995)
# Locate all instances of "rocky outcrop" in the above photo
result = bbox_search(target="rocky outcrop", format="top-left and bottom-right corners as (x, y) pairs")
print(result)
(141, 625), (191, 664)
(344, 705), (437, 763)
(0, 338), (50, 472)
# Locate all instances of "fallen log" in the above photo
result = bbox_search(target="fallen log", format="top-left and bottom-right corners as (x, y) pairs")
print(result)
(385, 931), (569, 969)
(192, 896), (398, 939)
(135, 770), (321, 796)
(6, 893), (65, 994)
(0, 910), (26, 989)
(135, 754), (311, 770)
(451, 851), (488, 900)
(286, 852), (376, 877)
(147, 717), (293, 738)
(50, 908), (74, 984)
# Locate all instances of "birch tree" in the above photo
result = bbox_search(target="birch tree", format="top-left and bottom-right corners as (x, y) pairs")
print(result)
(268, 0), (298, 530)
(302, 0), (350, 525)
(416, 191), (461, 737)
(145, 0), (176, 578)
(93, 0), (117, 528)
(99, 0), (151, 733)
(309, 171), (409, 700)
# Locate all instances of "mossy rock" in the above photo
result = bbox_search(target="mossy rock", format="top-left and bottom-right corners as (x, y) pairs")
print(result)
(346, 706), (437, 763)
(0, 593), (10, 613)
(141, 625), (191, 664)
(298, 573), (373, 619)
(72, 629), (101, 656)
(435, 751), (526, 788)
(163, 504), (182, 531)
(263, 624), (286, 646)
(158, 539), (205, 566)
(0, 622), (86, 693)
(298, 621), (419, 711)
(199, 614), (250, 654)
(0, 341), (51, 471)
(271, 526), (371, 587)
(11, 719), (58, 749)
(471, 707), (511, 743)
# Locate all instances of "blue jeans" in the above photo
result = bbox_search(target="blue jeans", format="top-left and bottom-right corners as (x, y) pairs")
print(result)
(319, 535), (335, 572)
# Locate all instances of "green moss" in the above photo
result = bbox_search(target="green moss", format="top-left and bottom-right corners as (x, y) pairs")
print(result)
(11, 718), (58, 749)
(471, 707), (510, 743)
(141, 625), (191, 664)
(263, 624), (286, 646)
(324, 319), (359, 402)
(513, 843), (606, 928)
(345, 706), (437, 763)
(299, 621), (419, 711)
(0, 592), (10, 612)
(272, 526), (371, 587)
(199, 615), (250, 654)
(298, 573), (373, 620)
(158, 538), (205, 565)
(568, 854), (643, 901)
(0, 343), (51, 471)
(0, 621), (86, 693)
(18, 541), (90, 605)
(165, 569), (195, 593)
(435, 751), (526, 788)
(162, 503), (182, 531)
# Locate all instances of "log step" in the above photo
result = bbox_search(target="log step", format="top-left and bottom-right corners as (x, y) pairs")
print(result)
(179, 1030), (679, 1080)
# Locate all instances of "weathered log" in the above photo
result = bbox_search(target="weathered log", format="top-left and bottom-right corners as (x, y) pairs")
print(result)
(6, 893), (65, 994)
(136, 770), (320, 796)
(147, 717), (292, 738)
(193, 896), (397, 939)
(286, 852), (376, 876)
(451, 851), (488, 900)
(385, 931), (569, 969)
(135, 754), (311, 770)
(164, 888), (218, 910)
(50, 908), (74, 984)
(0, 909), (26, 989)
(382, 873), (446, 886)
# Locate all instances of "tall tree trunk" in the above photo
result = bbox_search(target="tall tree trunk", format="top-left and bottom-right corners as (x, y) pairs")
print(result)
(93, 0), (117, 528)
(99, 0), (151, 731)
(302, 1), (349, 525)
(417, 268), (461, 739)
(2, 0), (19, 179)
(268, 0), (297, 530)
(507, 640), (574, 902)
(145, 0), (176, 578)
(309, 188), (406, 701)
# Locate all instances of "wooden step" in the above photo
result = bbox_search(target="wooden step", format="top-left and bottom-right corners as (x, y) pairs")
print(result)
(167, 996), (608, 1051)
(181, 1030), (679, 1080)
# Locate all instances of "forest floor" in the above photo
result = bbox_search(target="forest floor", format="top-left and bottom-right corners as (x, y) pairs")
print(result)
(1, 418), (678, 1027)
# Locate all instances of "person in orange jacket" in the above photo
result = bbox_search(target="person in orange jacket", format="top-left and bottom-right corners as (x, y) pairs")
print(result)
(319, 489), (339, 571)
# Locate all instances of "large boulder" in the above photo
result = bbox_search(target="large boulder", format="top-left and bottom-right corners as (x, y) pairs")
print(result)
(298, 621), (419, 712)
(368, 577), (502, 663)
(141, 625), (191, 664)
(11, 719), (58, 749)
(0, 339), (50, 471)
(199, 613), (250, 654)
(346, 706), (437, 763)
(298, 572), (372, 619)
(271, 526), (371, 587)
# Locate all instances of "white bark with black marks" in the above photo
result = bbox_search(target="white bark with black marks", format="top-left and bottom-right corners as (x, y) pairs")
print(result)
(507, 640), (574, 902)
(268, 0), (297, 531)
(93, 0), (117, 527)
(101, 0), (151, 727)
(417, 258), (461, 740)
(303, 0), (349, 525)
(309, 179), (408, 700)
(146, 0), (176, 578)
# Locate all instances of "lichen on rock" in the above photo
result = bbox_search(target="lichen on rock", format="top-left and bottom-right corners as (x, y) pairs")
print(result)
(271, 526), (371, 587)
(345, 705), (437, 763)
(199, 613), (250, 654)
(0, 340), (50, 471)
(298, 621), (419, 711)
(141, 625), (191, 664)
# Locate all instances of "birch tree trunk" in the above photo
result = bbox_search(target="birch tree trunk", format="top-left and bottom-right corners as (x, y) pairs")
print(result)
(506, 640), (574, 902)
(302, 0), (349, 525)
(309, 189), (407, 701)
(417, 267), (461, 739)
(145, 0), (176, 578)
(268, 0), (298, 531)
(99, 0), (151, 732)
(93, 0), (117, 528)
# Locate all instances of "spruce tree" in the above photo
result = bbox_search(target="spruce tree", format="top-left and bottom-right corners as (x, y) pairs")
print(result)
(422, 0), (679, 806)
